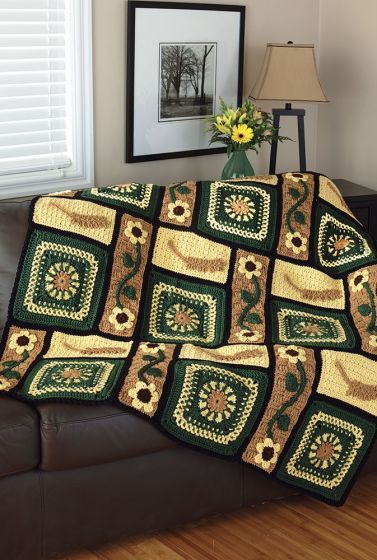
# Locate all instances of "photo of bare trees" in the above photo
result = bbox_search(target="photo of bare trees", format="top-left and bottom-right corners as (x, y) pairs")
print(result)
(159, 43), (216, 121)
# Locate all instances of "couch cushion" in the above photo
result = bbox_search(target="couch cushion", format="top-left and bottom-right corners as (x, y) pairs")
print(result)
(37, 402), (177, 471)
(0, 396), (40, 476)
(0, 201), (31, 333)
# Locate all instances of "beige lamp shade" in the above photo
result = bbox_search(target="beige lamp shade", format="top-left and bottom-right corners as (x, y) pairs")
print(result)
(251, 43), (328, 103)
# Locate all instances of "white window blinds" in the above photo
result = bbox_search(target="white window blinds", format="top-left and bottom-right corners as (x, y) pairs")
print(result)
(0, 0), (71, 176)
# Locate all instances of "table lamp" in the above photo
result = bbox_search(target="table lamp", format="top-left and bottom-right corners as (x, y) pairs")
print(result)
(251, 42), (328, 173)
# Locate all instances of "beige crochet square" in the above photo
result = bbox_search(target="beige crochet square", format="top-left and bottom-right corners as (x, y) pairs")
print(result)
(319, 350), (377, 416)
(272, 259), (345, 309)
(33, 197), (116, 245)
(152, 227), (231, 284)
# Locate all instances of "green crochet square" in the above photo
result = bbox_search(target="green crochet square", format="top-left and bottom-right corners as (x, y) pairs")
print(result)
(13, 230), (107, 330)
(161, 360), (268, 455)
(271, 300), (355, 349)
(277, 400), (375, 503)
(198, 180), (277, 250)
(18, 358), (125, 401)
(315, 203), (376, 273)
(81, 183), (160, 218)
(141, 271), (226, 347)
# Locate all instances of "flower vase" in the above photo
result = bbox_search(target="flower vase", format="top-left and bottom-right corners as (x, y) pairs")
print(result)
(221, 150), (255, 180)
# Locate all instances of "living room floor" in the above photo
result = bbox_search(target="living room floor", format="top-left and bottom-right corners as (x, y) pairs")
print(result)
(62, 472), (377, 560)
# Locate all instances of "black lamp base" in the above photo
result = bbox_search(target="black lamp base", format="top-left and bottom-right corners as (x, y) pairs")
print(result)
(269, 105), (306, 174)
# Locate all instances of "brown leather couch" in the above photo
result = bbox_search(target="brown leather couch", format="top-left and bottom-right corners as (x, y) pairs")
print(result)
(0, 200), (376, 560)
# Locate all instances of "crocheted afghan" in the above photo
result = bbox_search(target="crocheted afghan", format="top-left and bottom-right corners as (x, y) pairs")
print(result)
(1, 173), (377, 505)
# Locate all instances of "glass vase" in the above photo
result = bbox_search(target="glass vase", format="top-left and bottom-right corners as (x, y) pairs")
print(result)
(221, 150), (255, 180)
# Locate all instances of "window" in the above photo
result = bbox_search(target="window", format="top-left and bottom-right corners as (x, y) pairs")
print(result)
(0, 0), (93, 198)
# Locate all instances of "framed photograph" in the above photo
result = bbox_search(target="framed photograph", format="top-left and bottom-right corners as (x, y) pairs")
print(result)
(126, 1), (245, 163)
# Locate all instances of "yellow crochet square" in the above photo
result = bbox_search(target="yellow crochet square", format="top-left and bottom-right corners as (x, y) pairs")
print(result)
(271, 259), (345, 309)
(152, 227), (231, 284)
(318, 176), (355, 219)
(179, 344), (269, 367)
(231, 175), (278, 185)
(33, 197), (116, 245)
(318, 350), (377, 416)
(44, 332), (133, 359)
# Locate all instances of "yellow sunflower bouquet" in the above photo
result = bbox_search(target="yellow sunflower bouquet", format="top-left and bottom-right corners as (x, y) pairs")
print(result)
(207, 97), (287, 157)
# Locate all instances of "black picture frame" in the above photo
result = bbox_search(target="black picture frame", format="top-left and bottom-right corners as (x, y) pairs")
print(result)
(126, 1), (245, 163)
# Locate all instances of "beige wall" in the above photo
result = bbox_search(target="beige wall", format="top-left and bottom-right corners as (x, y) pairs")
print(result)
(317, 0), (377, 190)
(93, 0), (320, 186)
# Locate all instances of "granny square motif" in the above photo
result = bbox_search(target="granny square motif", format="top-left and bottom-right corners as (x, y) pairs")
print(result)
(198, 180), (277, 250)
(13, 230), (107, 330)
(18, 358), (125, 401)
(277, 400), (375, 503)
(81, 183), (160, 217)
(161, 360), (268, 455)
(141, 271), (226, 346)
(315, 203), (376, 273)
(271, 300), (355, 348)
